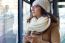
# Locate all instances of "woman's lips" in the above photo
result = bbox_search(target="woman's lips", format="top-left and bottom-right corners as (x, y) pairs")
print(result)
(32, 11), (35, 13)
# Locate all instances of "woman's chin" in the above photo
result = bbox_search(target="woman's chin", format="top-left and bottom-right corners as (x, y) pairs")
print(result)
(32, 14), (36, 16)
(33, 15), (36, 17)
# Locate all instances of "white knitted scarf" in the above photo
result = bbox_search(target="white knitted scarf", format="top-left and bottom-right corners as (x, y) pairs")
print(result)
(26, 16), (51, 33)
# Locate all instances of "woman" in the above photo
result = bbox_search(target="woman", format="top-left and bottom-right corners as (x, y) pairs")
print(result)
(23, 0), (60, 43)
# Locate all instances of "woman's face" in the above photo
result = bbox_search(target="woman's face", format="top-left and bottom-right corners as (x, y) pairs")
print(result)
(31, 5), (42, 17)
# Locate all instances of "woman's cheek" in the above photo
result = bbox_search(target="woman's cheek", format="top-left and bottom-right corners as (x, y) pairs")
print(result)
(32, 8), (40, 16)
(34, 9), (38, 15)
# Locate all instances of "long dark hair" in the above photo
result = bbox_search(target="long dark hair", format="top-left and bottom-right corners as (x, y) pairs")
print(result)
(27, 6), (58, 23)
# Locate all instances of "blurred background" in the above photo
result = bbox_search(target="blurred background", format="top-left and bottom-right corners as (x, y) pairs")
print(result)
(0, 0), (18, 43)
(23, 0), (65, 43)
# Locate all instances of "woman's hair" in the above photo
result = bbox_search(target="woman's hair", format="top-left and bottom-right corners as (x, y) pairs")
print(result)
(27, 6), (58, 23)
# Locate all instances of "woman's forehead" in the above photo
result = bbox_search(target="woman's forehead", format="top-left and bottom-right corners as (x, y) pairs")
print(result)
(31, 5), (41, 8)
(32, 4), (40, 7)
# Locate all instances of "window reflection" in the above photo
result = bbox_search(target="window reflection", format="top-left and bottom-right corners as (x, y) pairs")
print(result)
(0, 0), (18, 43)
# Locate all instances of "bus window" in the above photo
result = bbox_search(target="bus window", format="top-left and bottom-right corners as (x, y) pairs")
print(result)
(23, 1), (30, 35)
(58, 2), (65, 43)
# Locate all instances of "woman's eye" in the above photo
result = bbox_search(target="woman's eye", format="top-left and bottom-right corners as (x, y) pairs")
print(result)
(35, 6), (39, 8)
(31, 5), (40, 10)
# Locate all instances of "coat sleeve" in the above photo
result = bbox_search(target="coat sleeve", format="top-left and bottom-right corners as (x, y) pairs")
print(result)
(51, 23), (60, 43)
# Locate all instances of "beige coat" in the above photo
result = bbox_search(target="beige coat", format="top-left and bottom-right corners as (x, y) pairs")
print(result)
(31, 22), (60, 43)
(24, 19), (60, 43)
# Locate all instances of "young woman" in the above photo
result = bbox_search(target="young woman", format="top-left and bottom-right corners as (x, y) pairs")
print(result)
(23, 0), (60, 43)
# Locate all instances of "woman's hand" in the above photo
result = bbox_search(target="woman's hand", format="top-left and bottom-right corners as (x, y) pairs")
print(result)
(24, 35), (37, 42)
(24, 35), (50, 43)
(24, 35), (32, 42)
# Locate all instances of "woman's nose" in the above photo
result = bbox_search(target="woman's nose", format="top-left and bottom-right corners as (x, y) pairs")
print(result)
(31, 7), (35, 12)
